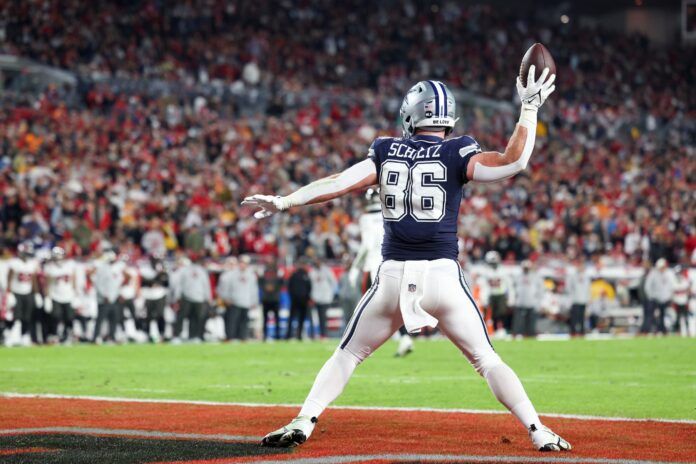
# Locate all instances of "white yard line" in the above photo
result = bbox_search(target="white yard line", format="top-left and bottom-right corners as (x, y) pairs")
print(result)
(249, 455), (676, 464)
(1, 391), (694, 425)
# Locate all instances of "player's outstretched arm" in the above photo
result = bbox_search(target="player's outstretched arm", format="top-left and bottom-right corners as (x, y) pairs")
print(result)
(466, 65), (555, 183)
(242, 159), (377, 219)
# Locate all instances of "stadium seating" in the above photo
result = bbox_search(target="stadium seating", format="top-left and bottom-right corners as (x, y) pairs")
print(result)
(1, 2), (693, 267)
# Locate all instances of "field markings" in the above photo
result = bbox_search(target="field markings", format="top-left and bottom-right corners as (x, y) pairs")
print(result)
(0, 427), (678, 464)
(116, 388), (173, 394)
(250, 455), (678, 464)
(0, 426), (262, 442)
(2, 391), (695, 425)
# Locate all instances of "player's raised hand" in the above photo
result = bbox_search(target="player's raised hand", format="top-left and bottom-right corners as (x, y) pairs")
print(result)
(516, 65), (556, 109)
(242, 194), (285, 219)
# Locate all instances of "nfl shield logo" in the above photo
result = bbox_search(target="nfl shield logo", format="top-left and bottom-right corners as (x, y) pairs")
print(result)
(408, 283), (417, 293)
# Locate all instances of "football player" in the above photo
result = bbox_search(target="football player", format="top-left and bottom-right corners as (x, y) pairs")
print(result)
(44, 247), (77, 343)
(484, 250), (514, 338)
(243, 67), (569, 452)
(6, 243), (41, 346)
(351, 189), (414, 356)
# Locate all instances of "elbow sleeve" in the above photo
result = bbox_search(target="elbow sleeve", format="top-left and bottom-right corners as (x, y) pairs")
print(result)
(283, 159), (376, 208)
(471, 106), (537, 183)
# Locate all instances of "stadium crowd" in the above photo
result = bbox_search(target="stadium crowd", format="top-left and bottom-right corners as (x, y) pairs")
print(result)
(0, 1), (694, 344)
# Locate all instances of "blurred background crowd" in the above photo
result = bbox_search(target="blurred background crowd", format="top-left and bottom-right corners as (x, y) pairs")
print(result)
(0, 0), (694, 344)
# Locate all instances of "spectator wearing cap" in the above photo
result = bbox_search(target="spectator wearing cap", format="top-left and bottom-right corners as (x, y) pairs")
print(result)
(91, 250), (124, 343)
(309, 259), (338, 339)
(286, 259), (313, 340)
(217, 255), (259, 341)
(172, 254), (212, 342)
(258, 259), (284, 341)
(512, 260), (544, 339)
(566, 259), (592, 336)
(643, 258), (675, 335)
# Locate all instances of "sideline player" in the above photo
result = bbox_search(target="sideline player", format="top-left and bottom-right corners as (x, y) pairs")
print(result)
(44, 247), (77, 343)
(484, 250), (514, 338)
(6, 244), (41, 345)
(243, 67), (570, 452)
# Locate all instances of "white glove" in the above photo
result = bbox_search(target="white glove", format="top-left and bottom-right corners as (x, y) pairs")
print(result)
(516, 65), (556, 110)
(241, 194), (288, 219)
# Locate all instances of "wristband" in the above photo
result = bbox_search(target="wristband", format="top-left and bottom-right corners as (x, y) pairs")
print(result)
(518, 104), (538, 129)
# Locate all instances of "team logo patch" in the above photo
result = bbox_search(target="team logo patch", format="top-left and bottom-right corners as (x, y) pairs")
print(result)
(408, 284), (417, 292)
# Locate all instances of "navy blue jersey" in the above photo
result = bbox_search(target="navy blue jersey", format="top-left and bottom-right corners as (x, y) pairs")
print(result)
(368, 134), (481, 261)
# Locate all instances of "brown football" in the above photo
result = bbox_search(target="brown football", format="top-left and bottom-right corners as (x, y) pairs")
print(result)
(519, 43), (556, 86)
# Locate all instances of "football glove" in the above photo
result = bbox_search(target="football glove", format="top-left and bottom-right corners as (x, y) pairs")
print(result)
(516, 65), (556, 110)
(241, 194), (287, 219)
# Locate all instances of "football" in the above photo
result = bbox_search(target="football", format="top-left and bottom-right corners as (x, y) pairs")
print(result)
(520, 43), (556, 86)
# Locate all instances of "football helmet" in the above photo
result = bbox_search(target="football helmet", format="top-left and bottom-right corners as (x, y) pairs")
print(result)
(51, 246), (66, 261)
(365, 188), (381, 213)
(17, 242), (35, 258)
(400, 80), (456, 137)
(484, 250), (501, 265)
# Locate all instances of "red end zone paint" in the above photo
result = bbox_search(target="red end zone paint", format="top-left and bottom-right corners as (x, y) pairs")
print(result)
(0, 447), (58, 456)
(0, 397), (694, 463)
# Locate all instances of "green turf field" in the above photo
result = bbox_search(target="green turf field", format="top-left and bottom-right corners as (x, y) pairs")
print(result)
(0, 337), (694, 420)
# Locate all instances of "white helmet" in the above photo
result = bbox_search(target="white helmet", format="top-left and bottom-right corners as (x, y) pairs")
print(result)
(51, 246), (66, 260)
(365, 188), (381, 213)
(484, 250), (501, 265)
(400, 80), (456, 137)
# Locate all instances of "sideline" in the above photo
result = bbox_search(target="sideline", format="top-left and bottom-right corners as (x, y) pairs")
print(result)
(2, 392), (695, 425)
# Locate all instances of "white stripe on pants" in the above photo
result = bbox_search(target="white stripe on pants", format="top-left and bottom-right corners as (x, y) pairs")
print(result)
(300, 259), (540, 430)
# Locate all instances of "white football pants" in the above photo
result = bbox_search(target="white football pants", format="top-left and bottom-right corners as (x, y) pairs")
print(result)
(299, 259), (541, 430)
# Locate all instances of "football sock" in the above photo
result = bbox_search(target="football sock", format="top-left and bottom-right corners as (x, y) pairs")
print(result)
(485, 363), (541, 429)
(299, 349), (359, 418)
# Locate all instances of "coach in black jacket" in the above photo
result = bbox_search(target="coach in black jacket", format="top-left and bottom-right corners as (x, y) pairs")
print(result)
(286, 261), (313, 340)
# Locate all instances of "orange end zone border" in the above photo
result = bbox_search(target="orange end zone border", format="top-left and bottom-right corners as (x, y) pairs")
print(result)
(1, 397), (694, 463)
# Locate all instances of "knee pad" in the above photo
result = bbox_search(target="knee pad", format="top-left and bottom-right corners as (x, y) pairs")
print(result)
(471, 349), (504, 378)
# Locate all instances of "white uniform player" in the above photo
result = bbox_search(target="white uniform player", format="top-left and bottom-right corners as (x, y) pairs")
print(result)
(7, 245), (41, 345)
(353, 191), (415, 357)
(73, 258), (97, 340)
(244, 69), (569, 451)
(672, 267), (693, 338)
(139, 257), (169, 341)
(118, 260), (142, 339)
(44, 247), (77, 342)
(483, 251), (514, 337)
(353, 191), (384, 282)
